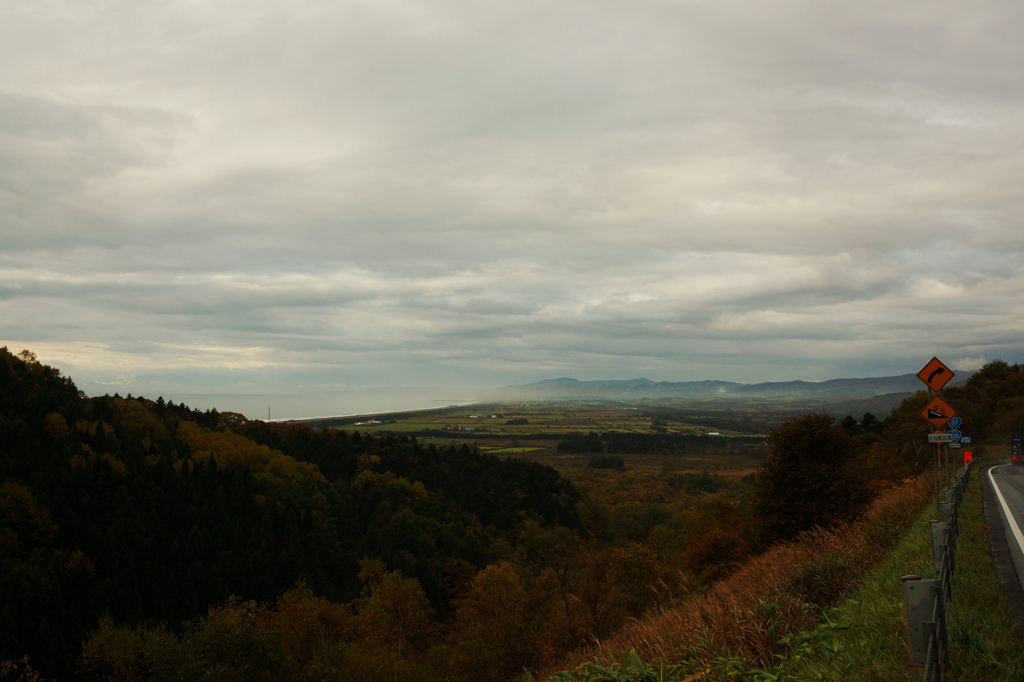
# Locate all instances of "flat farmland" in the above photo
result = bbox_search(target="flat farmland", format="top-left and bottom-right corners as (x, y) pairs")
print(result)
(303, 401), (768, 477)
(313, 403), (759, 436)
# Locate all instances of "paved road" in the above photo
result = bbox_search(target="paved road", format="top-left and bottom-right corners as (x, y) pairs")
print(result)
(983, 461), (1024, 625)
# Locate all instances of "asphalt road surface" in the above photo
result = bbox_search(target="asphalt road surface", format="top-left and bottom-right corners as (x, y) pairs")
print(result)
(983, 461), (1024, 626)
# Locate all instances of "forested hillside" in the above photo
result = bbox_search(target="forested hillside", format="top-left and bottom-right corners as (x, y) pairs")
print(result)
(0, 348), (581, 679)
(3, 347), (1022, 681)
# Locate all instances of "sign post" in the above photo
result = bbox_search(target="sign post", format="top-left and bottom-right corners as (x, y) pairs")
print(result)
(918, 358), (956, 513)
(947, 417), (964, 486)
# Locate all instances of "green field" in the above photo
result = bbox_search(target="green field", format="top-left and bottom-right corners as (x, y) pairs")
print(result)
(297, 401), (768, 476)
(300, 402), (770, 437)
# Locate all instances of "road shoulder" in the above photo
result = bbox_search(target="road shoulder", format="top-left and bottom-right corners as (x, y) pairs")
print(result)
(981, 463), (1024, 635)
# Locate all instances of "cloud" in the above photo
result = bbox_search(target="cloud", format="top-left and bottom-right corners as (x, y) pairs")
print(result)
(2, 0), (1023, 414)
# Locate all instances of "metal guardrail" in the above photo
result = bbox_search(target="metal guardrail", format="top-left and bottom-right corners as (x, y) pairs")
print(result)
(902, 461), (972, 682)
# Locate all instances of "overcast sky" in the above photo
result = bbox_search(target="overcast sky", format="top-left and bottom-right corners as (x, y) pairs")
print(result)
(2, 0), (1023, 415)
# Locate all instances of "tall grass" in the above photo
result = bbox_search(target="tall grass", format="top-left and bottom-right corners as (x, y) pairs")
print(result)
(944, 470), (1024, 680)
(540, 476), (933, 679)
(543, 467), (1024, 682)
(781, 464), (1024, 680)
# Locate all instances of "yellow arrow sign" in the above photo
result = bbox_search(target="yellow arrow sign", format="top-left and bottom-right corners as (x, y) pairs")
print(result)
(917, 357), (954, 393)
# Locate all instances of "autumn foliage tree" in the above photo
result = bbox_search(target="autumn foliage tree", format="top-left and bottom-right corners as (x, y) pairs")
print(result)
(448, 561), (540, 682)
(350, 559), (437, 682)
(752, 413), (872, 546)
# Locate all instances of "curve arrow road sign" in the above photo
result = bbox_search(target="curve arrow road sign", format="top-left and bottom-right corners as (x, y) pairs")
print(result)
(918, 357), (955, 393)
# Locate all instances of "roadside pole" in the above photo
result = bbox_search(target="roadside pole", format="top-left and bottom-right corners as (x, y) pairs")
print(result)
(943, 442), (948, 489)
(918, 357), (957, 515)
(907, 357), (962, 679)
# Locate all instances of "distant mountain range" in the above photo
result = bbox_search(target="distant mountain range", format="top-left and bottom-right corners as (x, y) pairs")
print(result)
(493, 373), (966, 403)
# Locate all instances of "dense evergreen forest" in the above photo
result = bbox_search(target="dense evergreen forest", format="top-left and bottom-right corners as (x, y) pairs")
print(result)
(3, 347), (1023, 681)
(0, 348), (581, 679)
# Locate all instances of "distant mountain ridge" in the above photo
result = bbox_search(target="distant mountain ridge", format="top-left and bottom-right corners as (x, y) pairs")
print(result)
(495, 373), (955, 402)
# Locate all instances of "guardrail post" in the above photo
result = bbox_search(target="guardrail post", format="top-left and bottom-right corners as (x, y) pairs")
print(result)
(929, 521), (948, 573)
(940, 501), (954, 523)
(903, 575), (940, 668)
(905, 455), (970, 679)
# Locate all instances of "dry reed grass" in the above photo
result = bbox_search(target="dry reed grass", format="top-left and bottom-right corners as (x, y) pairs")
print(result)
(540, 475), (932, 678)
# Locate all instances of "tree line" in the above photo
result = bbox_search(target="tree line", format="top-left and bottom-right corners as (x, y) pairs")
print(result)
(558, 432), (763, 454)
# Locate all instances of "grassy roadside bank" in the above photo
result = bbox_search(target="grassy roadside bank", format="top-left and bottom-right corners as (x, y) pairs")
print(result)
(540, 464), (1024, 681)
(945, 464), (1024, 679)
(781, 463), (1024, 680)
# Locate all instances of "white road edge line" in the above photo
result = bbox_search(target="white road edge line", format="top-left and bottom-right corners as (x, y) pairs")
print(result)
(988, 464), (1024, 557)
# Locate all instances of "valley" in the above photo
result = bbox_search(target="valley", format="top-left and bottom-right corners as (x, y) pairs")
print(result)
(299, 400), (776, 465)
(6, 347), (1024, 681)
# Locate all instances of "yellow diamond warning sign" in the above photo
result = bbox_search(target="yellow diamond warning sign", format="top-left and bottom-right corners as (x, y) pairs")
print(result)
(920, 395), (956, 430)
(917, 357), (954, 393)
